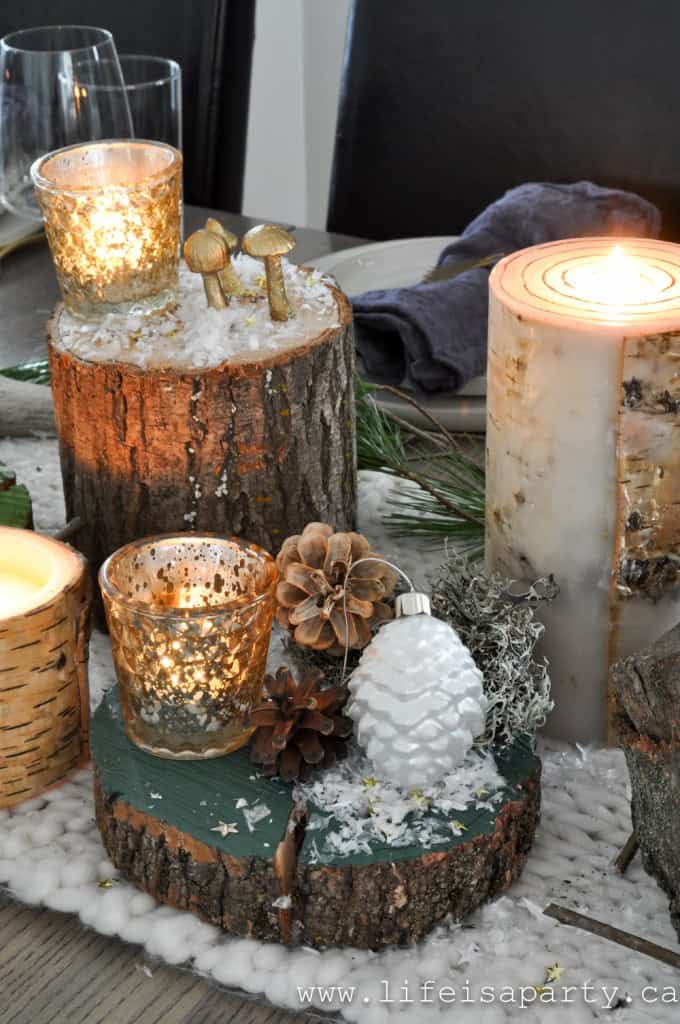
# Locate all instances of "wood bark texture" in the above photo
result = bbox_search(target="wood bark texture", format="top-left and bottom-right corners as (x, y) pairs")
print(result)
(47, 287), (356, 582)
(0, 558), (90, 808)
(92, 689), (541, 950)
(613, 623), (680, 940)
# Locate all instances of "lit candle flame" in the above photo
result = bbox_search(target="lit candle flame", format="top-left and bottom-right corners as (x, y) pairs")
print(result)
(568, 244), (657, 306)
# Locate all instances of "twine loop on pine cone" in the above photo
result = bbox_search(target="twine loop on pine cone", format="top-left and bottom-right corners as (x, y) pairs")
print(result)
(341, 556), (416, 682)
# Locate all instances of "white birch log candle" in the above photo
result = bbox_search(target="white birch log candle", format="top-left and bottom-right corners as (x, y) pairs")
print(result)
(486, 238), (680, 743)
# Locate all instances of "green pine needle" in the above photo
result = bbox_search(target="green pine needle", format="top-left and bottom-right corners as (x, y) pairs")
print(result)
(355, 377), (485, 555)
(0, 358), (51, 385)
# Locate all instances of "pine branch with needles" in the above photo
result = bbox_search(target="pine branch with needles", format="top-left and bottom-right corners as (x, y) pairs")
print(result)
(355, 377), (486, 556)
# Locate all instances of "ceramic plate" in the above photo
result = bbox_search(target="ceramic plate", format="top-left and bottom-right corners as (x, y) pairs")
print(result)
(310, 237), (486, 432)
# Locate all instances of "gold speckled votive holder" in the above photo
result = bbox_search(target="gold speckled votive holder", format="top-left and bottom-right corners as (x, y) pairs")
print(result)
(32, 139), (181, 319)
(99, 534), (278, 759)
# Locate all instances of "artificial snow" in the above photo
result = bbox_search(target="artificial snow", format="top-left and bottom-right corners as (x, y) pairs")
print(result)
(296, 746), (505, 861)
(52, 258), (340, 370)
(1, 436), (678, 1023)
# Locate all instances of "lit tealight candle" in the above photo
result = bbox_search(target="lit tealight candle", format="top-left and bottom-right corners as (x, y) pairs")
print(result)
(0, 528), (90, 807)
(100, 534), (278, 759)
(487, 237), (680, 743)
(0, 528), (84, 617)
(31, 140), (182, 319)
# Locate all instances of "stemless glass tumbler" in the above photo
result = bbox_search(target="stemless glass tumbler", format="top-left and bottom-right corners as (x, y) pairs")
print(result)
(70, 55), (183, 150)
(0, 26), (131, 221)
(99, 534), (278, 759)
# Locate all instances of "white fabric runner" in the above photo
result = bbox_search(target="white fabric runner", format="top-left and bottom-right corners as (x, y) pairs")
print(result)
(0, 435), (677, 1023)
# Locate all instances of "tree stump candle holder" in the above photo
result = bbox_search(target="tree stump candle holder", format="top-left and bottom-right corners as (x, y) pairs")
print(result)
(46, 248), (356, 597)
(91, 687), (540, 950)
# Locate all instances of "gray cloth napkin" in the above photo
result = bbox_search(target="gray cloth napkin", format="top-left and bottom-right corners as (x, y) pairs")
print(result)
(351, 181), (662, 394)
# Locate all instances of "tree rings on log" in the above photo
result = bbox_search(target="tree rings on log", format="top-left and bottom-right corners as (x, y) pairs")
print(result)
(46, 280), (356, 586)
(92, 688), (541, 950)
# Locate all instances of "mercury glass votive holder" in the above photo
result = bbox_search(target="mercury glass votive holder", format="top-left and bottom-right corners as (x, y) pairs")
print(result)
(31, 139), (182, 319)
(99, 534), (278, 759)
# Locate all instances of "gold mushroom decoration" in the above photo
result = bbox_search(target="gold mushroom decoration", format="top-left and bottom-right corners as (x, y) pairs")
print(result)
(205, 218), (254, 301)
(183, 228), (228, 309)
(242, 223), (296, 321)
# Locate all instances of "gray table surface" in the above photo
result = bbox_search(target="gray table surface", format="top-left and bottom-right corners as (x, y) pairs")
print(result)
(0, 206), (363, 1024)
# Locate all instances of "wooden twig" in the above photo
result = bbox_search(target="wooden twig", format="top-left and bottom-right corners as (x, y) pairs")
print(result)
(614, 832), (639, 874)
(380, 407), (450, 451)
(544, 903), (680, 970)
(371, 383), (462, 451)
(52, 517), (82, 542)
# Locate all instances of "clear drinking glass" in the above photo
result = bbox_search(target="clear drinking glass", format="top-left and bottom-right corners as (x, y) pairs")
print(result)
(100, 534), (278, 760)
(69, 55), (182, 151)
(0, 26), (132, 221)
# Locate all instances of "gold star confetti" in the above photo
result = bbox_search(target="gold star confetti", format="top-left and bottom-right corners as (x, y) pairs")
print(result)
(475, 787), (489, 798)
(362, 776), (378, 789)
(97, 878), (115, 888)
(545, 964), (564, 983)
(255, 274), (266, 288)
(450, 820), (468, 835)
(244, 315), (256, 327)
(211, 821), (239, 837)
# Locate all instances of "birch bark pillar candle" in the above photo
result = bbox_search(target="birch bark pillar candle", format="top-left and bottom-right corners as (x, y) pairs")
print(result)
(486, 238), (680, 743)
(0, 528), (90, 807)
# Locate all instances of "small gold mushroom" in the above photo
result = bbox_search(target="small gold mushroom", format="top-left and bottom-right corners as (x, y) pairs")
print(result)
(241, 224), (296, 321)
(205, 218), (253, 301)
(183, 229), (228, 309)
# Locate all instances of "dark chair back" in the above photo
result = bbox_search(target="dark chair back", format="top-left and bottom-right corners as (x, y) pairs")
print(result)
(328, 0), (680, 240)
(0, 0), (255, 210)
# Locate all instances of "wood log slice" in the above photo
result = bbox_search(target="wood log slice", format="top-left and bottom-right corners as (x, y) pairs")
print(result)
(46, 281), (356, 591)
(92, 687), (541, 950)
(613, 623), (680, 941)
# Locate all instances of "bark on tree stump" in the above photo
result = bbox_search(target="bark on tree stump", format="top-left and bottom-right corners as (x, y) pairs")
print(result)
(92, 687), (541, 950)
(612, 622), (680, 941)
(46, 281), (356, 590)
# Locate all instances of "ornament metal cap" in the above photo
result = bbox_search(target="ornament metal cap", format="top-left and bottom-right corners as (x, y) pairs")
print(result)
(395, 592), (431, 617)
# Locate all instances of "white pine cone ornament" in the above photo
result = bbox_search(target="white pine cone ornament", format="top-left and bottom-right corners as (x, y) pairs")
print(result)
(347, 600), (486, 790)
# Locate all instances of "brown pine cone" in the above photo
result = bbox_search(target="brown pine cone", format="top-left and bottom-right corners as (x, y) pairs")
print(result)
(275, 522), (397, 657)
(248, 666), (352, 781)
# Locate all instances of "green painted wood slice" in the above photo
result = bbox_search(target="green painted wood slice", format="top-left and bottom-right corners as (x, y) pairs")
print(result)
(91, 687), (293, 858)
(91, 686), (541, 948)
